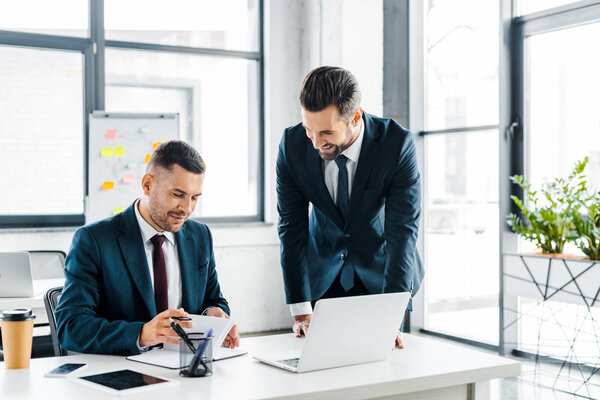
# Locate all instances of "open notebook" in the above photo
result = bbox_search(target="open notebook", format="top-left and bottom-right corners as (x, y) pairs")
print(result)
(127, 314), (247, 369)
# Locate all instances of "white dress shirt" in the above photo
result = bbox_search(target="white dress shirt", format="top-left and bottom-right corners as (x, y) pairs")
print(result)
(290, 120), (365, 317)
(134, 199), (182, 310)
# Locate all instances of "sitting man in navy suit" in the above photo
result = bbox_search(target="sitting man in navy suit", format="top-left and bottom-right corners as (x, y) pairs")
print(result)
(277, 66), (424, 348)
(56, 140), (240, 355)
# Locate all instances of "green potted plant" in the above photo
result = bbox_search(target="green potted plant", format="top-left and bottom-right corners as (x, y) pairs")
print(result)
(506, 158), (588, 256)
(573, 191), (600, 261)
(503, 157), (600, 308)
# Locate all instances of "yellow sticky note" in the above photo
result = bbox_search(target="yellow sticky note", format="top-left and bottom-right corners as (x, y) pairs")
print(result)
(102, 181), (114, 190)
(153, 142), (161, 149)
(101, 148), (113, 158)
(144, 154), (151, 164)
(112, 207), (124, 215)
(114, 147), (124, 157)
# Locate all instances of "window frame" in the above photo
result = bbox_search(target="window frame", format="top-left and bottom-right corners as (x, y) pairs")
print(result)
(0, 0), (265, 228)
(499, 0), (600, 355)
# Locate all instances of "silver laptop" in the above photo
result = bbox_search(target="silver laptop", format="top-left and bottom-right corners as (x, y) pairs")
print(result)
(0, 252), (34, 297)
(253, 292), (411, 373)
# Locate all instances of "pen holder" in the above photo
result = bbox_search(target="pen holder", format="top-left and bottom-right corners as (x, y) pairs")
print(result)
(179, 333), (212, 377)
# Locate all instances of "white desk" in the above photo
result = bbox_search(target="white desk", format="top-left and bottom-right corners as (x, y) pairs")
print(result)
(0, 333), (519, 400)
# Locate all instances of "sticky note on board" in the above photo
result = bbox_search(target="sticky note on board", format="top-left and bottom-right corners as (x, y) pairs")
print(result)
(112, 207), (124, 215)
(138, 125), (149, 134)
(106, 129), (117, 139)
(102, 181), (114, 190)
(144, 154), (151, 164)
(101, 148), (113, 158)
(114, 147), (125, 157)
(126, 160), (137, 169)
(122, 174), (135, 185)
(153, 142), (161, 149)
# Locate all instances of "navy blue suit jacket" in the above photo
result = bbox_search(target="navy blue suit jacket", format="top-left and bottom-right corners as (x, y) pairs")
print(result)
(55, 203), (229, 355)
(276, 112), (423, 307)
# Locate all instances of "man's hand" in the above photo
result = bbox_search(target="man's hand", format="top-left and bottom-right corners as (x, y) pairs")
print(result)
(293, 314), (312, 337)
(140, 308), (192, 347)
(395, 331), (404, 349)
(205, 307), (240, 349)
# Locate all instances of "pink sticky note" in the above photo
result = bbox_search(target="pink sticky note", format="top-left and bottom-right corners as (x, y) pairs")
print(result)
(106, 129), (117, 139)
(122, 174), (135, 185)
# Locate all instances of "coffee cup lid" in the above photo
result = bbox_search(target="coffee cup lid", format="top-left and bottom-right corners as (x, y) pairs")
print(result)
(1, 308), (36, 321)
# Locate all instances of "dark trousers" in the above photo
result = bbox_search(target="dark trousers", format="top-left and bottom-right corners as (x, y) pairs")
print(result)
(311, 270), (370, 309)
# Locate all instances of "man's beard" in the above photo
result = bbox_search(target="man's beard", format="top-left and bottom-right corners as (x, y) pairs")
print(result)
(318, 127), (354, 161)
(319, 144), (343, 160)
(149, 202), (186, 232)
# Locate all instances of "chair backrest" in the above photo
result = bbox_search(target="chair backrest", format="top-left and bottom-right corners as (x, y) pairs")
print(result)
(44, 286), (67, 356)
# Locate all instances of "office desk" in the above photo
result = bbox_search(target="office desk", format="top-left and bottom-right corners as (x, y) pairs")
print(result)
(0, 333), (519, 400)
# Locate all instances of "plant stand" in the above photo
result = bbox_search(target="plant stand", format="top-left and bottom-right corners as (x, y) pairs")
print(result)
(502, 253), (600, 399)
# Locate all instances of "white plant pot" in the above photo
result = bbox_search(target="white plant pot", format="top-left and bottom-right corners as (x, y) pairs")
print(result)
(503, 253), (600, 307)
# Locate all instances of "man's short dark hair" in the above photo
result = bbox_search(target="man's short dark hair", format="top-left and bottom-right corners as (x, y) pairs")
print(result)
(299, 66), (361, 120)
(147, 140), (206, 174)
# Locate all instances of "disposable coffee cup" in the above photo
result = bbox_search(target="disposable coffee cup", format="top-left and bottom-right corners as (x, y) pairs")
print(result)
(1, 308), (36, 369)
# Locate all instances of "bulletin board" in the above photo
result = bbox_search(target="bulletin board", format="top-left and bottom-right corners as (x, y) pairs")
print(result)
(87, 112), (179, 224)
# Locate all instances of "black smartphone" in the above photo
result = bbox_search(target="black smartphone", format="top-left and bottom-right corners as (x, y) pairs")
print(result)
(45, 363), (87, 378)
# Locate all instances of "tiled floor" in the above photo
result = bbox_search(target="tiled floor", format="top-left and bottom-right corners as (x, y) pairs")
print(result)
(491, 374), (592, 400)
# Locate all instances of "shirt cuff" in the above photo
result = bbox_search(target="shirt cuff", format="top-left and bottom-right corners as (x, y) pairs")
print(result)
(289, 302), (312, 317)
(137, 333), (149, 353)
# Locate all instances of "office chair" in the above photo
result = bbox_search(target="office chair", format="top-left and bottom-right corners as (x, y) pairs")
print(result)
(43, 286), (68, 356)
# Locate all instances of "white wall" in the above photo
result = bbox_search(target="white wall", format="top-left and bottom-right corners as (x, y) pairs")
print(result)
(0, 0), (371, 334)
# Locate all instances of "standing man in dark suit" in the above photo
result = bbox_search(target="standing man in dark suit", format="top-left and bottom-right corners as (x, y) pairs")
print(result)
(277, 66), (423, 347)
(55, 140), (240, 355)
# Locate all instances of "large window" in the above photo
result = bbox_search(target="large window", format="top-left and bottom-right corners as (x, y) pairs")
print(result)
(526, 22), (600, 194)
(0, 46), (85, 216)
(0, 0), (263, 227)
(421, 0), (500, 346)
(0, 0), (88, 37)
(104, 0), (259, 51)
(504, 0), (600, 375)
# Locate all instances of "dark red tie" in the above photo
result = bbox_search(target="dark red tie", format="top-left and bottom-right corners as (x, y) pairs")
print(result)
(150, 234), (168, 314)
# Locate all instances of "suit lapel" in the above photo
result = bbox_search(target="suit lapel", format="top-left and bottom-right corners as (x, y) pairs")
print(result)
(347, 113), (382, 226)
(305, 143), (345, 230)
(176, 224), (196, 312)
(117, 204), (156, 317)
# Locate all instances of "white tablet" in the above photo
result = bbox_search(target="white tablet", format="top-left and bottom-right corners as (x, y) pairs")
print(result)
(69, 369), (177, 396)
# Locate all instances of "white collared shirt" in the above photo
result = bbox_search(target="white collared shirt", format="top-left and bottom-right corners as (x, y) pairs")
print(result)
(134, 199), (182, 310)
(289, 120), (365, 317)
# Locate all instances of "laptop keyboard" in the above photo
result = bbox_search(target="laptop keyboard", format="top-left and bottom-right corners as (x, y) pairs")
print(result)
(278, 358), (300, 368)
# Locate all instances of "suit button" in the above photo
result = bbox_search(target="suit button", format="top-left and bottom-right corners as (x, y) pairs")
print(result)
(343, 233), (350, 239)
(340, 253), (346, 260)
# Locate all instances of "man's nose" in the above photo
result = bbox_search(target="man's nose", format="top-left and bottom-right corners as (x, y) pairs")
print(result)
(178, 197), (192, 215)
(311, 134), (325, 149)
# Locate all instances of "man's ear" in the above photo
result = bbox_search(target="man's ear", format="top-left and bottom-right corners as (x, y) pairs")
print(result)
(141, 173), (153, 196)
(352, 108), (363, 126)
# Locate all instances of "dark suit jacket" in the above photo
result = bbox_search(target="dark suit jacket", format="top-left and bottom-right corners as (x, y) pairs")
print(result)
(276, 112), (423, 307)
(55, 202), (229, 356)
